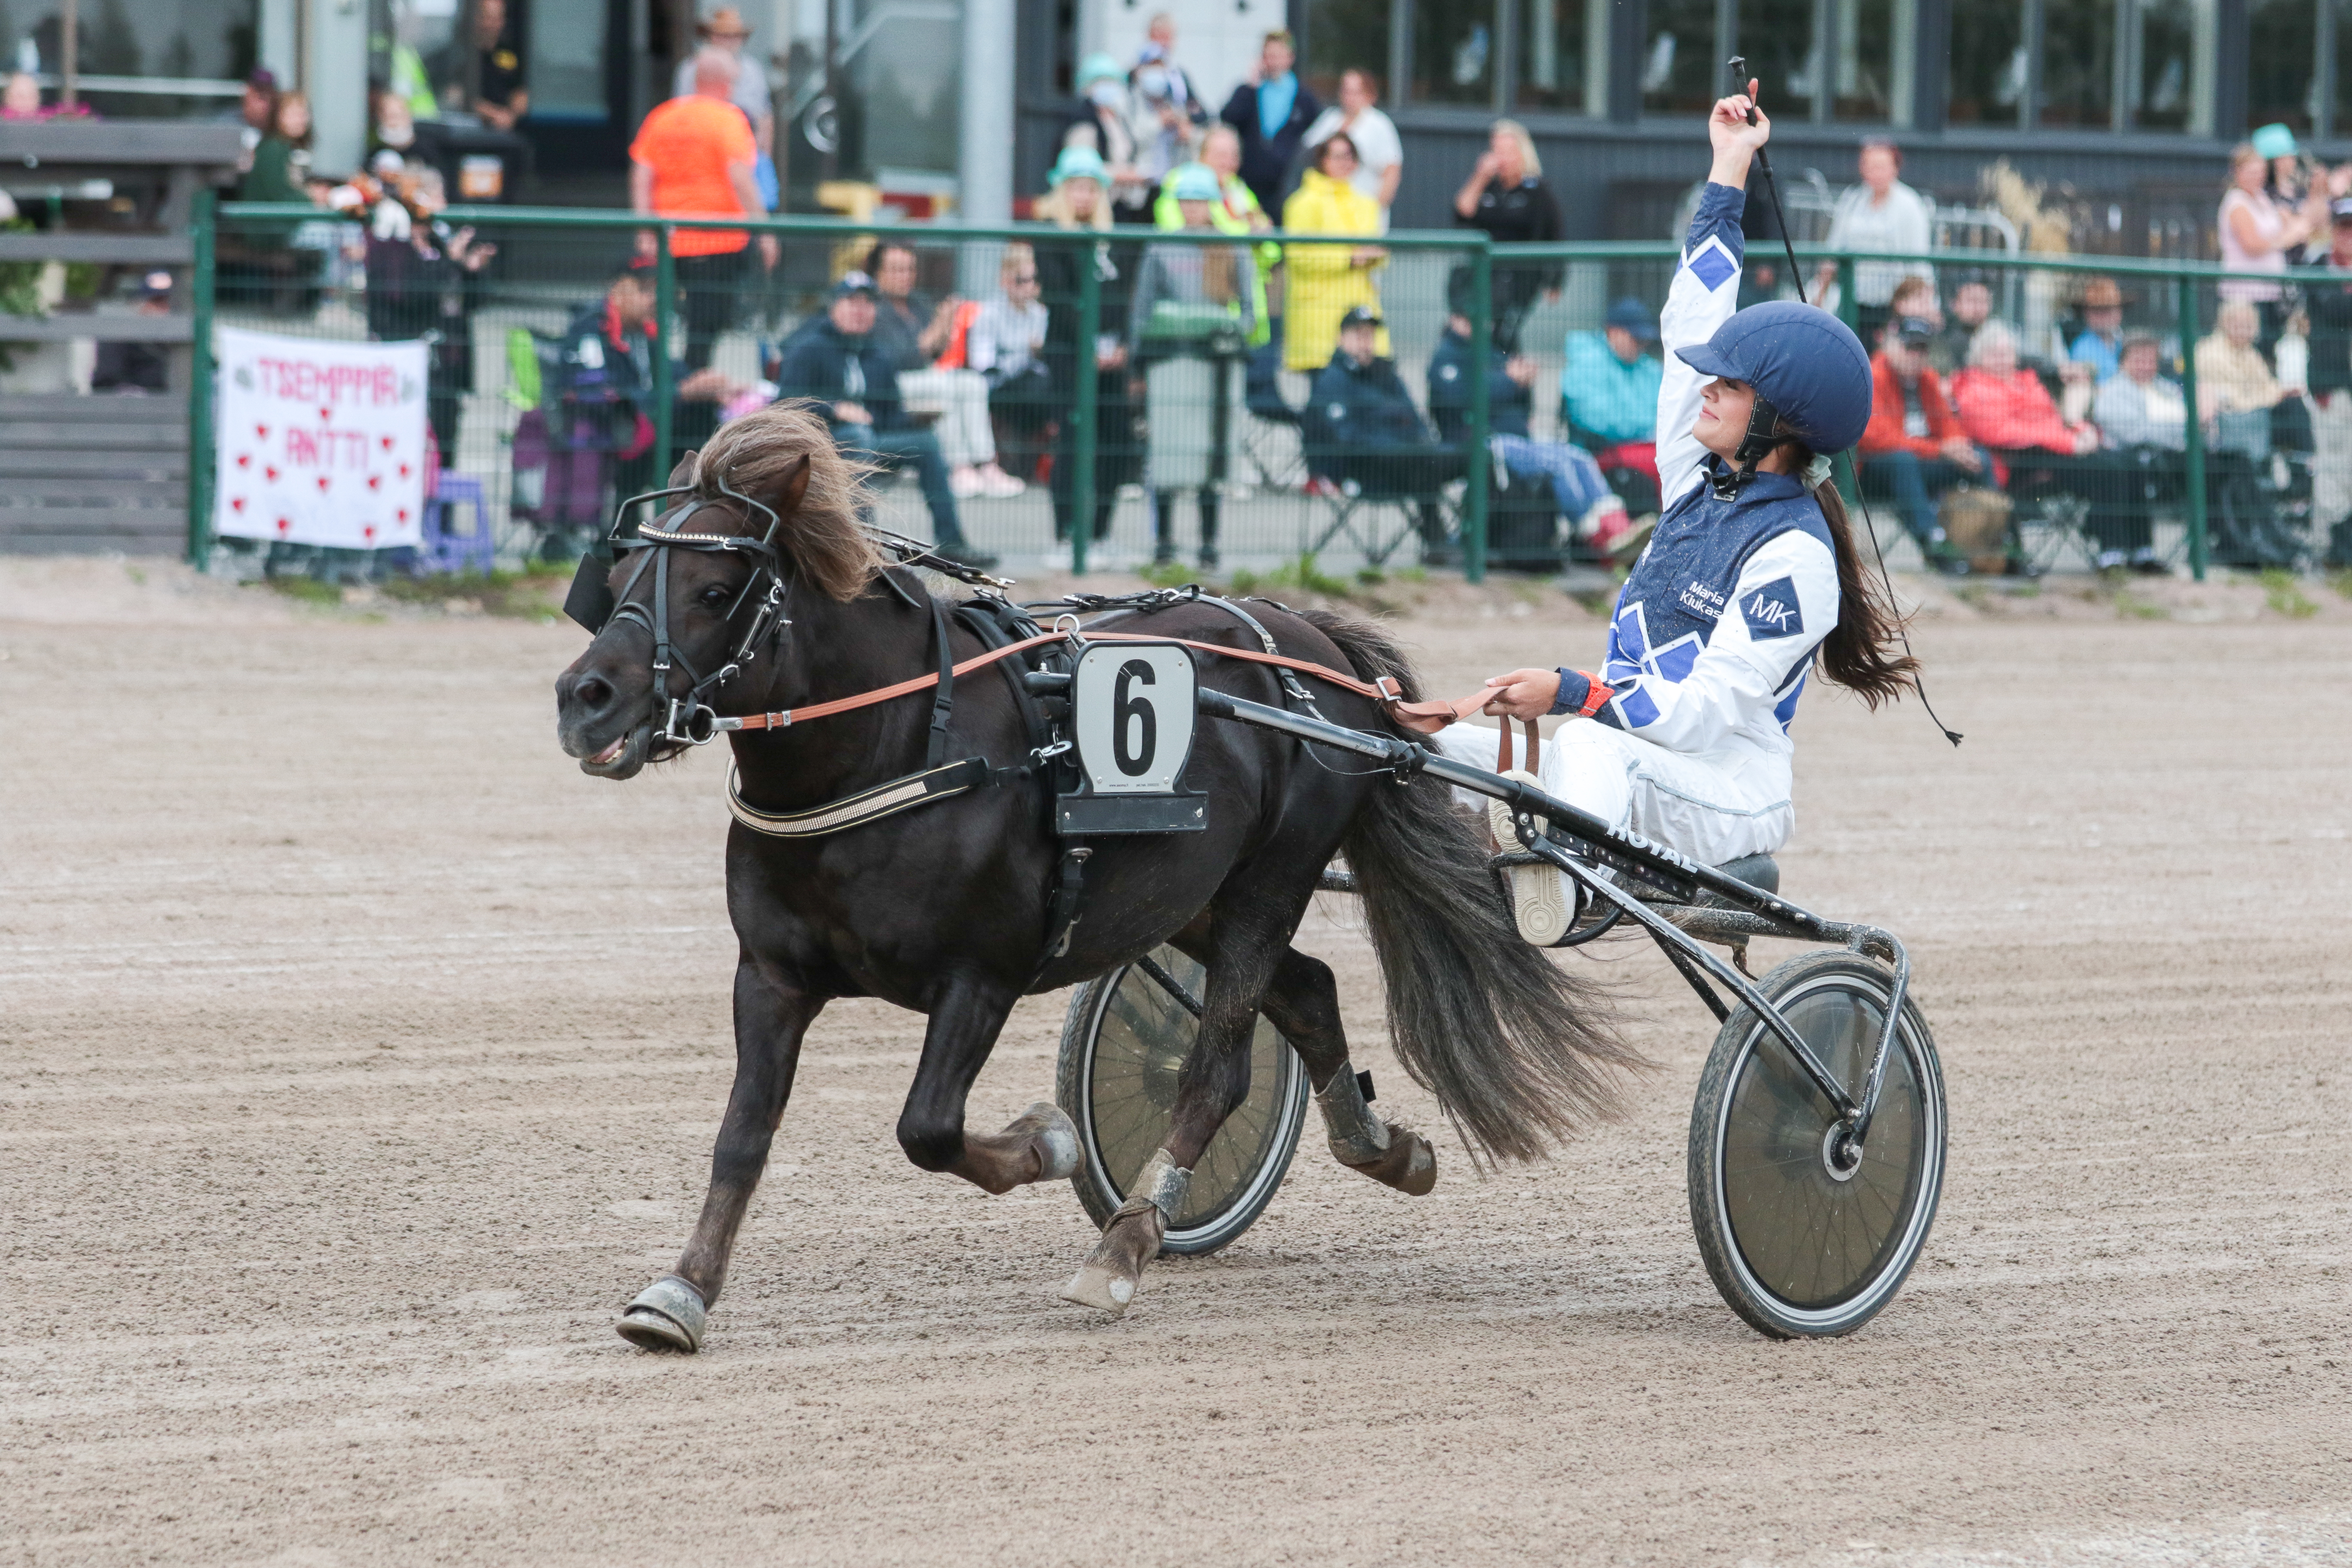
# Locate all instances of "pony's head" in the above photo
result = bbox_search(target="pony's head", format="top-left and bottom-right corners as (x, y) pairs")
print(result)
(554, 401), (881, 780)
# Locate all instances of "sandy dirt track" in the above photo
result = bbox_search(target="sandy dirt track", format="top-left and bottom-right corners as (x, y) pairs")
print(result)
(4, 564), (2350, 1566)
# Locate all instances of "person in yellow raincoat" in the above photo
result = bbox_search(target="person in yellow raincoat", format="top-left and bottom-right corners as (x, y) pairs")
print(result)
(1281, 133), (1387, 372)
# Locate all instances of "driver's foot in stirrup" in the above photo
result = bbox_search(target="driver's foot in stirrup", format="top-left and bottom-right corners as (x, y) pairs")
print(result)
(1485, 777), (1583, 946)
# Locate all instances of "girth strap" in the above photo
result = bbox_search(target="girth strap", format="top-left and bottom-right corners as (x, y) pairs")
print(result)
(725, 756), (992, 839)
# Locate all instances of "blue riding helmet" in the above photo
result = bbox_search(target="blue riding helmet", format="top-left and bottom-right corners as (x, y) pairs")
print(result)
(1675, 300), (1873, 457)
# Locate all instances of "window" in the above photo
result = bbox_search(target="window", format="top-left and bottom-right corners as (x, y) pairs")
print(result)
(1736, 0), (1817, 114)
(2038, 0), (2116, 127)
(526, 0), (608, 119)
(1304, 0), (1393, 103)
(2126, 0), (2205, 131)
(1642, 0), (1721, 115)
(10, 0), (259, 112)
(1832, 0), (1905, 121)
(1515, 0), (1601, 113)
(1411, 0), (1496, 103)
(2248, 0), (2319, 132)
(1947, 0), (2026, 125)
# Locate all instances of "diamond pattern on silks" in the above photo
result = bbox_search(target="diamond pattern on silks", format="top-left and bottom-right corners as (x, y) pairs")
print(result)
(1740, 576), (1805, 639)
(1685, 236), (1739, 294)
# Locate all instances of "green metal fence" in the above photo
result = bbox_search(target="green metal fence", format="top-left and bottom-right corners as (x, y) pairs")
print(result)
(193, 200), (2346, 584)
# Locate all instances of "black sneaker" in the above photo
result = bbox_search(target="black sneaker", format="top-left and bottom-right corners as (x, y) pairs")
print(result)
(1198, 545), (1220, 570)
(2129, 548), (2170, 576)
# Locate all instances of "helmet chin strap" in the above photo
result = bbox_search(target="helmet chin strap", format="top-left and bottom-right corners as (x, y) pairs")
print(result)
(1710, 392), (1785, 500)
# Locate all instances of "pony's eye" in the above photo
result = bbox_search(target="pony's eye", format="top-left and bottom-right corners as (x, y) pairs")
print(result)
(699, 585), (732, 609)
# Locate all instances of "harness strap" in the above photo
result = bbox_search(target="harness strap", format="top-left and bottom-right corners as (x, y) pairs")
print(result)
(716, 628), (1409, 733)
(1496, 718), (1540, 778)
(726, 756), (991, 839)
(924, 598), (956, 769)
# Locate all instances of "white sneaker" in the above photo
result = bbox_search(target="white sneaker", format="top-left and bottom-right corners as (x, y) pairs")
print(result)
(1486, 773), (1581, 946)
(976, 463), (1026, 498)
(948, 465), (985, 499)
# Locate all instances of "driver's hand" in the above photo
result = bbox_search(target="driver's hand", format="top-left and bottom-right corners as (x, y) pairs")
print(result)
(1481, 667), (1565, 721)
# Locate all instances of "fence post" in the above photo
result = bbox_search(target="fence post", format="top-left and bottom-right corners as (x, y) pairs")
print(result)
(1835, 254), (1859, 332)
(1463, 239), (1491, 584)
(654, 225), (677, 480)
(2176, 273), (2208, 581)
(186, 188), (217, 571)
(1072, 237), (1099, 576)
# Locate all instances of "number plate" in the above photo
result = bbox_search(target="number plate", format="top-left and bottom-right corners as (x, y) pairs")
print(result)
(1060, 643), (1205, 835)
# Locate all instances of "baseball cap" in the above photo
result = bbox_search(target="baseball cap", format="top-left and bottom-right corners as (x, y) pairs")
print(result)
(1892, 315), (1936, 346)
(2252, 122), (2300, 161)
(1075, 52), (1126, 89)
(831, 270), (878, 299)
(138, 269), (172, 298)
(1605, 296), (1657, 339)
(1339, 304), (1383, 331)
(1168, 162), (1220, 204)
(1049, 146), (1107, 187)
(2331, 196), (2352, 224)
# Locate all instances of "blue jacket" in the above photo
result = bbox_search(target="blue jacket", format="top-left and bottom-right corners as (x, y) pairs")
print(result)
(774, 316), (913, 434)
(1305, 352), (1433, 451)
(1426, 326), (1531, 441)
(1553, 181), (1841, 763)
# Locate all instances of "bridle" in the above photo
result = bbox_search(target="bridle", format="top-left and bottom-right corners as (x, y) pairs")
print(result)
(566, 476), (795, 749)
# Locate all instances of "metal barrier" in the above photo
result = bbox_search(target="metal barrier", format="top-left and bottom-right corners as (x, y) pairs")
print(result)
(193, 199), (2345, 583)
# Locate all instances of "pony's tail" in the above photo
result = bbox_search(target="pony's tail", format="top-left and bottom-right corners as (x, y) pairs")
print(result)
(1302, 610), (1644, 1163)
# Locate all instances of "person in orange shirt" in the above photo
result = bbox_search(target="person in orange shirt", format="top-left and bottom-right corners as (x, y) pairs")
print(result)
(629, 47), (778, 383)
(1854, 315), (1988, 572)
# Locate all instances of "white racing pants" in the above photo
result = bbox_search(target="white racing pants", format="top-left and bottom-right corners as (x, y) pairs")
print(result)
(1431, 719), (1794, 868)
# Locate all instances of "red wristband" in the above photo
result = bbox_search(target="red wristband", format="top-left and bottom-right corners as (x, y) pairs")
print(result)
(1573, 672), (1610, 719)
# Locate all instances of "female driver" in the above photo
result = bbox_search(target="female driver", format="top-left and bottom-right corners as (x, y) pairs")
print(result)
(1432, 85), (1917, 944)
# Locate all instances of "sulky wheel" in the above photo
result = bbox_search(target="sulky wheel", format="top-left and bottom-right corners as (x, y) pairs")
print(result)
(1687, 951), (1947, 1339)
(1056, 945), (1309, 1256)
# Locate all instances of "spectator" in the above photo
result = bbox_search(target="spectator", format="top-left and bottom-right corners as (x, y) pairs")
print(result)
(1133, 13), (1208, 122)
(1128, 21), (1205, 194)
(1302, 70), (1403, 228)
(1153, 131), (1274, 347)
(1562, 297), (1662, 445)
(2069, 277), (2127, 383)
(1281, 134), (1386, 373)
(628, 48), (777, 379)
(239, 91), (315, 204)
(1812, 139), (1933, 343)
(1305, 305), (1459, 562)
(1951, 318), (2119, 566)
(522, 263), (671, 550)
(1933, 279), (1995, 374)
(671, 9), (773, 159)
(92, 270), (175, 394)
(968, 243), (1055, 477)
(1452, 119), (1562, 353)
(1219, 31), (1321, 219)
(1887, 276), (1940, 359)
(1129, 166), (1255, 565)
(431, 0), (528, 130)
(2253, 122), (2328, 268)
(1033, 147), (1141, 563)
(1429, 309), (1626, 547)
(361, 163), (498, 461)
(231, 67), (276, 156)
(1064, 53), (1153, 225)
(2302, 197), (2352, 535)
(2, 70), (43, 119)
(2196, 297), (2313, 462)
(2091, 331), (2203, 573)
(2220, 141), (2316, 342)
(1856, 315), (1988, 571)
(864, 239), (1022, 499)
(775, 273), (994, 570)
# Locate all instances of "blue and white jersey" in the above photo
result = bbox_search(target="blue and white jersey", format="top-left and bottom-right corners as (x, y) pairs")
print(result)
(1551, 181), (1842, 764)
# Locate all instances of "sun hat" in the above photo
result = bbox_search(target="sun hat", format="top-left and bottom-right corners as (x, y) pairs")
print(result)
(1169, 162), (1220, 203)
(1049, 145), (1107, 187)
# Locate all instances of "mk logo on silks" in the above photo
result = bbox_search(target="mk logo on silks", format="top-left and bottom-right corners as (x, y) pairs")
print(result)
(1741, 576), (1804, 639)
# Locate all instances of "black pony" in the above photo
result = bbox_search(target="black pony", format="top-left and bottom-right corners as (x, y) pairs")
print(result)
(554, 404), (1632, 1346)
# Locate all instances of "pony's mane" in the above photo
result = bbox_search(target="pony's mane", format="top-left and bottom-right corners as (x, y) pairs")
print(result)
(681, 401), (885, 601)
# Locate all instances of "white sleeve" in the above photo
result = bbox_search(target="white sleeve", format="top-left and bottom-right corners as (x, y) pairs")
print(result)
(1655, 181), (1748, 509)
(1597, 527), (1839, 754)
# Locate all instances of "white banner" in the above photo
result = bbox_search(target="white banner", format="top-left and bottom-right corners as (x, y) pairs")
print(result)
(214, 328), (430, 549)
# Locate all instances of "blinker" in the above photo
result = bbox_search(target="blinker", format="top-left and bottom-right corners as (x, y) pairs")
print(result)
(564, 547), (618, 632)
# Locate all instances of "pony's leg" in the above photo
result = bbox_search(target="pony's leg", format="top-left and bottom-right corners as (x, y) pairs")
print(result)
(1256, 946), (1437, 1196)
(1062, 906), (1291, 1317)
(895, 974), (1080, 1195)
(617, 957), (824, 1353)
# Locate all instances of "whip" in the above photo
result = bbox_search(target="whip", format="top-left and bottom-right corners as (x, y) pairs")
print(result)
(1727, 56), (1963, 746)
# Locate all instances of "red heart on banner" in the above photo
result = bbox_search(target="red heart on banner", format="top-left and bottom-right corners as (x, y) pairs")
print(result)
(255, 423), (268, 439)
(265, 465), (279, 481)
(229, 496), (245, 513)
(318, 406), (332, 423)
(380, 435), (394, 451)
(234, 453), (250, 469)
(276, 517), (291, 534)
(363, 524), (377, 541)
(316, 475), (331, 493)
(396, 507), (409, 523)
(367, 474), (381, 491)
(397, 462), (410, 479)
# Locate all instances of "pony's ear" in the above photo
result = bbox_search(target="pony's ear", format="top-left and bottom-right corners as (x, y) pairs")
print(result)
(775, 453), (812, 517)
(667, 449), (701, 488)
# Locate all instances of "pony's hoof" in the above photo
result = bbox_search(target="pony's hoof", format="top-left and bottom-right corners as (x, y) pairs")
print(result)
(1060, 1260), (1139, 1317)
(1011, 1100), (1081, 1183)
(1346, 1124), (1438, 1197)
(615, 1274), (706, 1353)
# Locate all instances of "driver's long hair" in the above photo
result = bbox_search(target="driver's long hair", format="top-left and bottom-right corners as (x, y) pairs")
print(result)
(1775, 438), (1920, 707)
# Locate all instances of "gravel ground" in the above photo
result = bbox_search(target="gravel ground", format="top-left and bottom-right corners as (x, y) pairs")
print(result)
(3, 562), (2349, 1566)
